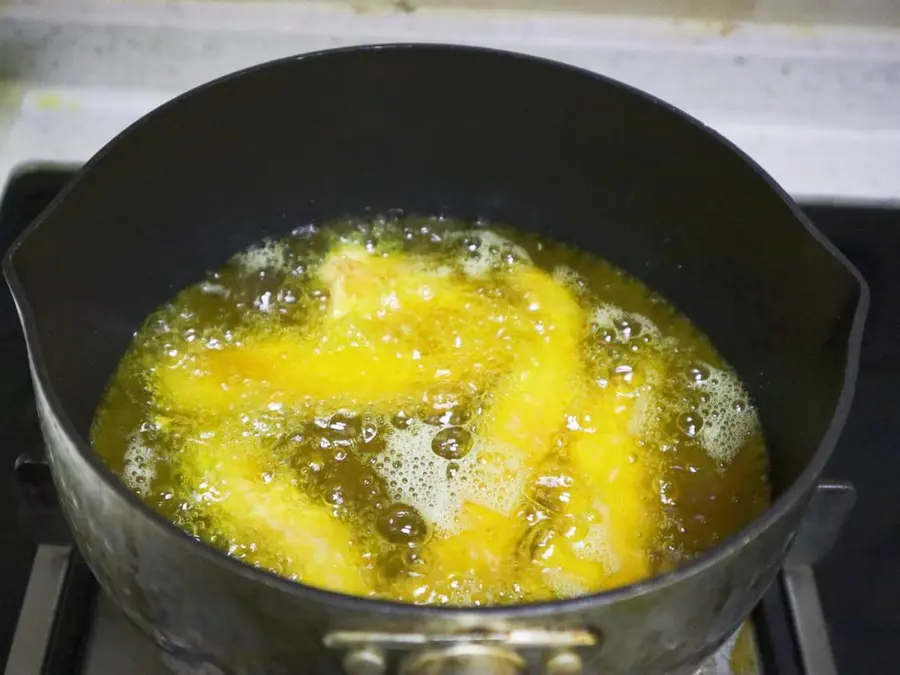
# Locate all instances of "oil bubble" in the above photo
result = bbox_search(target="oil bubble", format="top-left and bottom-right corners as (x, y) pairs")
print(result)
(677, 412), (704, 438)
(420, 385), (470, 426)
(391, 411), (413, 430)
(377, 503), (429, 544)
(614, 317), (642, 340)
(688, 363), (711, 383)
(431, 427), (474, 460)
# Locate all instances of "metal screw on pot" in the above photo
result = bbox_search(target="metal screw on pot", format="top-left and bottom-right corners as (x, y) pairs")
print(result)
(399, 644), (526, 675)
(545, 651), (583, 675)
(326, 628), (597, 675)
(343, 647), (387, 675)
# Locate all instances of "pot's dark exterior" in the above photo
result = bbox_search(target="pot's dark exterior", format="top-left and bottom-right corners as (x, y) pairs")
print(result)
(4, 45), (867, 675)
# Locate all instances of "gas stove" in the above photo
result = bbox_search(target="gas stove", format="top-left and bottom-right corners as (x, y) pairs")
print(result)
(1, 167), (897, 675)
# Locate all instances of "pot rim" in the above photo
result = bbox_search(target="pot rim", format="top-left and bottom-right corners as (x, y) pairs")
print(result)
(1, 42), (870, 619)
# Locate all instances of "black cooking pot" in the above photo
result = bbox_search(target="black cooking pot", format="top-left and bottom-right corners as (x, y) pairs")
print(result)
(3, 45), (866, 675)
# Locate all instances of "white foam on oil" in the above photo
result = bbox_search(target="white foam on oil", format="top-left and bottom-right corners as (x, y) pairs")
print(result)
(450, 230), (532, 277)
(589, 305), (662, 343)
(123, 436), (157, 496)
(691, 363), (759, 464)
(234, 239), (290, 275)
(372, 420), (527, 534)
(542, 568), (589, 599)
(627, 391), (655, 436)
(459, 439), (528, 516)
(551, 265), (582, 289)
(576, 523), (620, 574)
(373, 419), (465, 533)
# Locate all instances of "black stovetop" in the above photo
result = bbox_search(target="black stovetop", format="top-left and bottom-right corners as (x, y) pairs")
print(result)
(2, 168), (899, 675)
(0, 170), (62, 661)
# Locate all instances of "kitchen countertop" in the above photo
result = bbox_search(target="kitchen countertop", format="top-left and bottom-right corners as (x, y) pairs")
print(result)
(1, 0), (900, 204)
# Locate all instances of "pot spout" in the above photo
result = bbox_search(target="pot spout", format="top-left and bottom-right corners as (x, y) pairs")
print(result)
(2, 172), (181, 438)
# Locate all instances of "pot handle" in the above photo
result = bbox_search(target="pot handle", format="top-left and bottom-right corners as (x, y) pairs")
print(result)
(323, 630), (597, 675)
(785, 479), (856, 568)
(780, 480), (854, 675)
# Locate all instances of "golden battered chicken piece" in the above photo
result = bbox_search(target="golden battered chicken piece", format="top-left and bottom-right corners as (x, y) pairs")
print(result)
(417, 266), (589, 533)
(152, 246), (520, 416)
(518, 527), (612, 601)
(394, 502), (526, 605)
(392, 269), (590, 603)
(526, 384), (659, 596)
(179, 428), (371, 596)
(319, 243), (479, 320)
(154, 330), (448, 414)
(477, 266), (586, 462)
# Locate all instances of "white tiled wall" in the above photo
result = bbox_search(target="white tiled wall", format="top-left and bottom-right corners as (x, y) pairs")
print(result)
(182, 0), (900, 27)
(2, 0), (900, 202)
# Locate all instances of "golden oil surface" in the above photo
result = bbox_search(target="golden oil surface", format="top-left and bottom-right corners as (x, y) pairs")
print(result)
(91, 216), (770, 605)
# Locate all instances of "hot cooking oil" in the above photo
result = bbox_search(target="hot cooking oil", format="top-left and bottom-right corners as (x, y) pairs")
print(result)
(90, 215), (770, 605)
